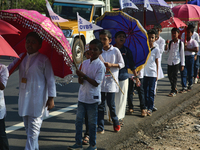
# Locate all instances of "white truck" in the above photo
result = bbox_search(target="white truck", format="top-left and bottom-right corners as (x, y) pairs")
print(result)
(52, 0), (110, 64)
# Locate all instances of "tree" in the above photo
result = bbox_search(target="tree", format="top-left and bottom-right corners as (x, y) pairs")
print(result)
(0, 0), (54, 13)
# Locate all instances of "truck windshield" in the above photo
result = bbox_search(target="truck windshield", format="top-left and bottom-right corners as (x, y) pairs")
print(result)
(53, 3), (92, 21)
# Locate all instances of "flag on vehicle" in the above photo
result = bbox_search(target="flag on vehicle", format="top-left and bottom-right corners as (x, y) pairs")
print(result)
(77, 12), (103, 31)
(119, 0), (138, 10)
(45, 0), (68, 22)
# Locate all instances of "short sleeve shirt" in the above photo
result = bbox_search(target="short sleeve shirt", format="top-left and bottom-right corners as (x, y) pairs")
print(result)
(144, 47), (160, 77)
(78, 58), (106, 104)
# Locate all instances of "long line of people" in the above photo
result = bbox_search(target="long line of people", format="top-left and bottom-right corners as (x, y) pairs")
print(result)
(1, 24), (199, 150)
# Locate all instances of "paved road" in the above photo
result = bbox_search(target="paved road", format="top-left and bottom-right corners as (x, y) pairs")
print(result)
(4, 30), (186, 150)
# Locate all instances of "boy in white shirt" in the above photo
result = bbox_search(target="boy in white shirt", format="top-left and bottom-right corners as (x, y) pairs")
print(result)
(97, 30), (124, 133)
(165, 28), (185, 97)
(0, 64), (9, 150)
(181, 24), (200, 84)
(154, 25), (165, 91)
(68, 39), (106, 150)
(8, 32), (56, 150)
(144, 29), (160, 116)
(180, 27), (199, 93)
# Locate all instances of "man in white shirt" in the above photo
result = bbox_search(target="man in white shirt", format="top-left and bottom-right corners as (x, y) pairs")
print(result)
(8, 32), (56, 150)
(0, 64), (9, 150)
(165, 28), (185, 96)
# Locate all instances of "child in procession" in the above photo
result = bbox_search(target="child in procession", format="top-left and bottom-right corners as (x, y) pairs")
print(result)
(114, 31), (139, 125)
(81, 43), (91, 145)
(8, 32), (56, 150)
(97, 30), (124, 133)
(180, 26), (199, 93)
(68, 39), (106, 150)
(165, 28), (185, 97)
(0, 63), (9, 150)
(154, 25), (165, 90)
(143, 29), (160, 116)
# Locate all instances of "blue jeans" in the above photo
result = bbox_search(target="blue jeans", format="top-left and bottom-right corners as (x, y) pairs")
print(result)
(194, 55), (200, 78)
(75, 101), (98, 146)
(181, 55), (194, 87)
(144, 76), (156, 110)
(98, 92), (119, 131)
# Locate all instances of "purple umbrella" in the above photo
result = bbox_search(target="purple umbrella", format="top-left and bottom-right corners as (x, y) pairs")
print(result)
(122, 0), (173, 28)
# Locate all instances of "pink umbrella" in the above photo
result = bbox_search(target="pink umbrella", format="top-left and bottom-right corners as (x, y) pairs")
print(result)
(0, 19), (21, 35)
(0, 9), (73, 80)
(172, 4), (200, 22)
(0, 36), (19, 58)
(0, 20), (20, 58)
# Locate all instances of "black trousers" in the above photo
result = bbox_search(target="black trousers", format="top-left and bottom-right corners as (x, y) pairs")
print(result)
(0, 118), (9, 150)
(168, 64), (180, 92)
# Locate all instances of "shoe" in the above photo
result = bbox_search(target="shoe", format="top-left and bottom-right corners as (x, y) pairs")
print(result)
(179, 88), (187, 93)
(187, 85), (192, 92)
(147, 110), (152, 116)
(194, 78), (198, 84)
(85, 145), (97, 150)
(97, 128), (104, 134)
(126, 109), (134, 115)
(68, 143), (83, 150)
(141, 109), (147, 117)
(153, 107), (157, 111)
(168, 92), (176, 97)
(114, 125), (121, 132)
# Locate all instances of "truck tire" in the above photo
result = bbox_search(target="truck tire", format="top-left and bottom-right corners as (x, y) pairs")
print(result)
(72, 38), (84, 64)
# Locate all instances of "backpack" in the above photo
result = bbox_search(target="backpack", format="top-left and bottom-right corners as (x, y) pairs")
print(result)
(168, 40), (182, 52)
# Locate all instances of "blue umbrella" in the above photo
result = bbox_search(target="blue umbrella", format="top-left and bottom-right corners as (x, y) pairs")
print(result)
(188, 0), (200, 6)
(123, 0), (173, 27)
(94, 11), (150, 71)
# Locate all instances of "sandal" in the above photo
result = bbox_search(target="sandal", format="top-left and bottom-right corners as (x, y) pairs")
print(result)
(126, 109), (134, 115)
(179, 88), (187, 94)
(168, 92), (176, 97)
(82, 135), (89, 145)
(119, 119), (124, 127)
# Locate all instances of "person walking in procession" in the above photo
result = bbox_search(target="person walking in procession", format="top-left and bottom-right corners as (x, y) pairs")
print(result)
(8, 32), (56, 150)
(68, 39), (105, 150)
(97, 30), (124, 133)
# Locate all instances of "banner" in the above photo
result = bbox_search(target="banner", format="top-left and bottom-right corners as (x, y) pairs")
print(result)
(144, 0), (153, 11)
(120, 0), (138, 10)
(77, 13), (103, 31)
(46, 0), (68, 22)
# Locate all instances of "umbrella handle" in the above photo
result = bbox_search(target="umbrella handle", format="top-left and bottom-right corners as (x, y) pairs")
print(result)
(108, 69), (124, 95)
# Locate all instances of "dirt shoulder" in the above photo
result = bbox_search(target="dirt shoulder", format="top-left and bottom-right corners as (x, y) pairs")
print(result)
(96, 77), (200, 150)
(116, 100), (200, 150)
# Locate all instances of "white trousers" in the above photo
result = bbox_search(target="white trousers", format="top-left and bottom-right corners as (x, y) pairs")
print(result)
(114, 79), (129, 120)
(23, 116), (43, 150)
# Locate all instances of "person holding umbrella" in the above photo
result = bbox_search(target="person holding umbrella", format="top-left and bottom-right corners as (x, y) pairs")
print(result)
(8, 32), (56, 150)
